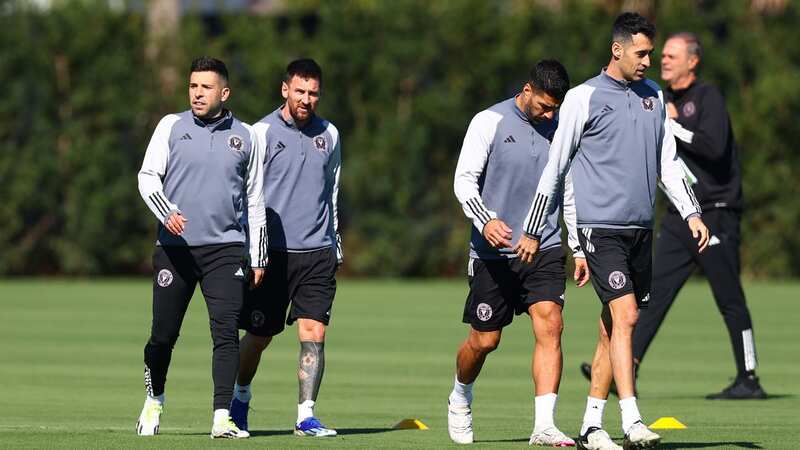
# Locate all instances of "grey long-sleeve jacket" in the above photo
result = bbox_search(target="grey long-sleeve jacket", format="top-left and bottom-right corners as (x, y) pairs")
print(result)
(454, 97), (581, 260)
(138, 110), (268, 267)
(523, 70), (700, 239)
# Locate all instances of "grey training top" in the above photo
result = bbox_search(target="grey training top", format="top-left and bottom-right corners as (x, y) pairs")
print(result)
(524, 70), (701, 238)
(137, 110), (267, 267)
(454, 97), (579, 260)
(253, 107), (342, 257)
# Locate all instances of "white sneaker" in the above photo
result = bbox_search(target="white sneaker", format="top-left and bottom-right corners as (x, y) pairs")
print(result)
(577, 427), (622, 450)
(211, 417), (250, 439)
(135, 397), (163, 436)
(447, 401), (474, 444)
(622, 421), (660, 449)
(529, 426), (576, 447)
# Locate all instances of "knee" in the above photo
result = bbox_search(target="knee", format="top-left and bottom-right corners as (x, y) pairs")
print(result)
(243, 333), (272, 353)
(469, 332), (501, 354)
(534, 305), (564, 340)
(613, 306), (639, 331)
(298, 319), (326, 342)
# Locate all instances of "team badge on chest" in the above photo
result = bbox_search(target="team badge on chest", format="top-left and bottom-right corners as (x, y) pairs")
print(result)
(228, 134), (244, 152)
(313, 135), (327, 151)
(682, 101), (696, 117)
(641, 97), (655, 112)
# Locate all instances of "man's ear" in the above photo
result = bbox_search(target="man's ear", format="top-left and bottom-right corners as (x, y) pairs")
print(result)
(612, 41), (624, 60)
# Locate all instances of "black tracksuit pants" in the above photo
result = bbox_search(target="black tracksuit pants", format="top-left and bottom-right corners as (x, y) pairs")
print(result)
(633, 209), (758, 377)
(143, 243), (245, 410)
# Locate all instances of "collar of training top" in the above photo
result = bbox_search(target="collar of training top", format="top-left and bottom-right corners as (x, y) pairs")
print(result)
(511, 95), (532, 123)
(666, 79), (699, 99)
(599, 67), (634, 90)
(192, 108), (233, 131)
(275, 104), (317, 130)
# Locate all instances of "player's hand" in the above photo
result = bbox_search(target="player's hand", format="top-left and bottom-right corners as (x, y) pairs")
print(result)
(666, 102), (679, 119)
(165, 212), (187, 235)
(513, 234), (540, 264)
(574, 257), (590, 287)
(483, 219), (513, 249)
(250, 267), (265, 290)
(688, 216), (710, 253)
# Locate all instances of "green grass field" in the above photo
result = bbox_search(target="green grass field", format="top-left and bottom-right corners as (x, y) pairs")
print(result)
(1, 279), (798, 449)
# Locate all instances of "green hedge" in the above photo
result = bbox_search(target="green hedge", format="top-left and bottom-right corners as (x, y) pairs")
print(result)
(1, 0), (798, 277)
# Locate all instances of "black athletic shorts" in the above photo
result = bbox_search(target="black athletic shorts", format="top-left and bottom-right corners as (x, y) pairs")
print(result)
(577, 228), (652, 308)
(462, 247), (566, 332)
(239, 247), (337, 337)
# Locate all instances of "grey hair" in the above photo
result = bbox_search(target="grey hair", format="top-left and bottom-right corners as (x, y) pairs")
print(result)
(668, 32), (702, 60)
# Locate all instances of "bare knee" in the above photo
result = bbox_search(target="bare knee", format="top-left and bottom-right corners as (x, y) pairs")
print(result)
(297, 319), (326, 342)
(532, 302), (564, 342)
(468, 330), (501, 354)
(242, 332), (272, 353)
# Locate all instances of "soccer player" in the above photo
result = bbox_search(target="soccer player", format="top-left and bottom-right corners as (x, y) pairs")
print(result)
(580, 32), (767, 400)
(518, 13), (710, 450)
(135, 57), (267, 439)
(231, 58), (342, 437)
(447, 60), (589, 446)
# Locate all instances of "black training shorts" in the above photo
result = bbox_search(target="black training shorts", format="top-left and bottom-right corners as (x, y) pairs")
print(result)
(240, 247), (337, 337)
(577, 228), (652, 308)
(462, 247), (566, 332)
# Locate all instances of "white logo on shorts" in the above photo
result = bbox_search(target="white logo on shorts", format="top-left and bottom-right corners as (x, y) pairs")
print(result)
(641, 292), (650, 303)
(157, 269), (173, 287)
(476, 303), (493, 322)
(608, 271), (627, 290)
(251, 310), (265, 328)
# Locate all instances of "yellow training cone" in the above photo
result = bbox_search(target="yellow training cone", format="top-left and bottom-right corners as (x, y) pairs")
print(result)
(649, 417), (687, 429)
(393, 418), (429, 430)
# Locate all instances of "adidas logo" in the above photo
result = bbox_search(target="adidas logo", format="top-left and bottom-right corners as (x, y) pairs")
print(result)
(504, 135), (516, 143)
(600, 104), (614, 114)
(708, 235), (721, 246)
(275, 141), (286, 150)
(234, 267), (244, 277)
(179, 133), (192, 140)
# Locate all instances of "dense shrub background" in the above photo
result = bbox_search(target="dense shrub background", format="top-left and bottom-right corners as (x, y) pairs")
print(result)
(1, 1), (797, 277)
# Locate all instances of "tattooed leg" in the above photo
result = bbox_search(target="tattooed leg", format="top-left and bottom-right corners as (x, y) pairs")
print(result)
(298, 341), (325, 403)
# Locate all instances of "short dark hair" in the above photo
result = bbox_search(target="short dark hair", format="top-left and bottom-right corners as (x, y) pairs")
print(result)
(285, 58), (323, 84)
(612, 12), (656, 44)
(668, 31), (702, 60)
(529, 59), (570, 102)
(190, 56), (229, 82)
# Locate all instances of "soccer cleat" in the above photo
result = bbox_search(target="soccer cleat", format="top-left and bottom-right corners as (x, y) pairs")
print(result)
(622, 421), (660, 450)
(529, 426), (576, 447)
(135, 397), (163, 436)
(229, 397), (249, 431)
(447, 401), (474, 444)
(577, 427), (622, 450)
(581, 363), (638, 397)
(211, 417), (250, 439)
(706, 375), (767, 400)
(294, 417), (337, 437)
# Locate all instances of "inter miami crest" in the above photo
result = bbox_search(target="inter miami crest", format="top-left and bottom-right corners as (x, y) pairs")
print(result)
(157, 269), (173, 288)
(608, 271), (627, 290)
(228, 134), (244, 152)
(641, 97), (655, 112)
(476, 303), (493, 322)
(313, 136), (327, 151)
(682, 101), (696, 117)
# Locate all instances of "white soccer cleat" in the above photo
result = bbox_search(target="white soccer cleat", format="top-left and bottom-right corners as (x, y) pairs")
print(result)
(577, 427), (622, 450)
(622, 421), (660, 449)
(448, 401), (474, 444)
(136, 397), (163, 436)
(211, 417), (250, 439)
(529, 426), (576, 447)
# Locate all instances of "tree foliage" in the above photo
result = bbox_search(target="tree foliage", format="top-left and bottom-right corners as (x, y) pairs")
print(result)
(1, 0), (797, 277)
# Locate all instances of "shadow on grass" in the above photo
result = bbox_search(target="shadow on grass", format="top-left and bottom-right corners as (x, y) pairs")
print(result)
(660, 442), (762, 449)
(476, 438), (529, 443)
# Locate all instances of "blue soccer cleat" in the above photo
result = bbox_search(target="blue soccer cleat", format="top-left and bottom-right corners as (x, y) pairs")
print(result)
(229, 397), (249, 432)
(294, 417), (337, 437)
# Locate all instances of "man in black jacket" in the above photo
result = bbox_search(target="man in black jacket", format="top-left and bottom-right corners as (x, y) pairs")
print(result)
(582, 32), (767, 399)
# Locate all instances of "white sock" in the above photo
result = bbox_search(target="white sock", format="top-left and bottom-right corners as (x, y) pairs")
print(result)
(449, 375), (473, 406)
(297, 400), (315, 424)
(619, 396), (642, 434)
(213, 408), (229, 425)
(533, 393), (557, 432)
(580, 396), (607, 435)
(234, 383), (251, 402)
(146, 393), (164, 404)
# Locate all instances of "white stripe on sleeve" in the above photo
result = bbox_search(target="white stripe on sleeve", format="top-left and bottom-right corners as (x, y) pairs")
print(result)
(454, 110), (502, 232)
(138, 114), (181, 224)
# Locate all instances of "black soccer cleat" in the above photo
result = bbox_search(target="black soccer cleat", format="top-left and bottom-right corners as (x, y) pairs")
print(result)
(706, 375), (767, 400)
